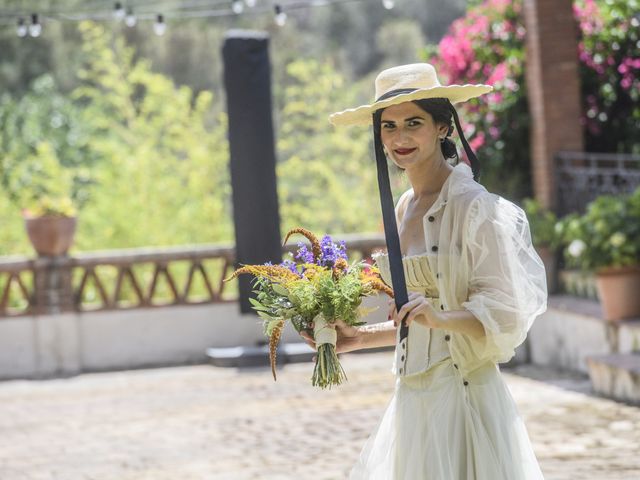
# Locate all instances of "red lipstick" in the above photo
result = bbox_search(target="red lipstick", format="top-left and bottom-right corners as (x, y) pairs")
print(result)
(395, 148), (416, 155)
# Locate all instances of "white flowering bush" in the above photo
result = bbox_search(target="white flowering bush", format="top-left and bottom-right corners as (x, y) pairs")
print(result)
(554, 187), (640, 272)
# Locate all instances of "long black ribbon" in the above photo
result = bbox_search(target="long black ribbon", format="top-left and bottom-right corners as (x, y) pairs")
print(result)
(372, 117), (411, 341)
(447, 99), (481, 182)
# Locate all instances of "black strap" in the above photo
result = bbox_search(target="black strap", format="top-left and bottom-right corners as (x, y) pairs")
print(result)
(447, 99), (481, 182)
(376, 88), (418, 102)
(372, 116), (410, 341)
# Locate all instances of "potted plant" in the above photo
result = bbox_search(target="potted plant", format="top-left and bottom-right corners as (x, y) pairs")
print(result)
(522, 197), (559, 294)
(17, 142), (80, 256)
(554, 187), (640, 321)
(0, 75), (96, 257)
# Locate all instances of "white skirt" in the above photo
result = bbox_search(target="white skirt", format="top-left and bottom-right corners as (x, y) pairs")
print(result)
(349, 358), (545, 480)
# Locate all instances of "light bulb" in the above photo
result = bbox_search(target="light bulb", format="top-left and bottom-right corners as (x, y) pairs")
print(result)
(274, 5), (286, 26)
(244, 0), (256, 7)
(232, 0), (244, 14)
(28, 14), (41, 37)
(16, 18), (28, 37)
(382, 0), (394, 9)
(124, 8), (137, 27)
(153, 14), (166, 35)
(113, 2), (126, 20)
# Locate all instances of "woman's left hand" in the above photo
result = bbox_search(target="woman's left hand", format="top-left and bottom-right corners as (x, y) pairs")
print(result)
(390, 292), (443, 329)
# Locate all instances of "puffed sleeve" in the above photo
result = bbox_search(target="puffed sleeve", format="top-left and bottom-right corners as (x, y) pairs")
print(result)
(459, 193), (548, 364)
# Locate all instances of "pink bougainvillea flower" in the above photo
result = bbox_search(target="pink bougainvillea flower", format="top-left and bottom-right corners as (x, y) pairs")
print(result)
(469, 131), (486, 151)
(487, 92), (504, 105)
(487, 62), (508, 86)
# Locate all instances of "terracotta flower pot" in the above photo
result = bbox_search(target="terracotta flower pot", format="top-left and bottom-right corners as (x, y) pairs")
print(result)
(595, 265), (640, 321)
(24, 215), (77, 257)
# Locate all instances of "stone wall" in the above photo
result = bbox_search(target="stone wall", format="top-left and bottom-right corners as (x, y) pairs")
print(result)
(0, 294), (390, 380)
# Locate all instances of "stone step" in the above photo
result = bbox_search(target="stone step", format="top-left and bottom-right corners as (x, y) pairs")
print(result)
(586, 353), (640, 404)
(529, 296), (640, 374)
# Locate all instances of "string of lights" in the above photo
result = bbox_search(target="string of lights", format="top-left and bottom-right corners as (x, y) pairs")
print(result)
(0, 0), (397, 36)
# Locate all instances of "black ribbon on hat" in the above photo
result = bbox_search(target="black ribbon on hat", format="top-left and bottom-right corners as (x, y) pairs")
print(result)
(372, 88), (481, 343)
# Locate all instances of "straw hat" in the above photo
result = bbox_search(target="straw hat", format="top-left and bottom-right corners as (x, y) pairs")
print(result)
(329, 63), (493, 127)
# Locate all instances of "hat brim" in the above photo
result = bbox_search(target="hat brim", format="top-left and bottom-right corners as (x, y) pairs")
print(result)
(328, 84), (494, 127)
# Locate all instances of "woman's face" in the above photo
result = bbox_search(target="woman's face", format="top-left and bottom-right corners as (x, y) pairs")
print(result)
(379, 101), (447, 170)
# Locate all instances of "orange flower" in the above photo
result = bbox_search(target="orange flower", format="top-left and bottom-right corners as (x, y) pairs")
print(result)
(332, 257), (349, 280)
(269, 319), (285, 381)
(364, 278), (394, 298)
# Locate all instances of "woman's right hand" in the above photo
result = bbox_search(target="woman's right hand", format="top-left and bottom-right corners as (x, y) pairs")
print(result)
(299, 318), (362, 354)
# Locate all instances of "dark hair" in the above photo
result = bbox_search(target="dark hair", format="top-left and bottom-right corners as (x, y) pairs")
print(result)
(412, 98), (458, 160)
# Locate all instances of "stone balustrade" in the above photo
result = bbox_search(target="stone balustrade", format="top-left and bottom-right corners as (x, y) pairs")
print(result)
(0, 233), (386, 318)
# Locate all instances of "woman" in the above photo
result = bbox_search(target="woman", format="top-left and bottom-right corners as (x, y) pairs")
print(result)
(301, 63), (548, 479)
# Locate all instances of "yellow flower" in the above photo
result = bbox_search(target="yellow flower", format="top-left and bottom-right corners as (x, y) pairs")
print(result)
(222, 265), (300, 283)
(301, 263), (328, 280)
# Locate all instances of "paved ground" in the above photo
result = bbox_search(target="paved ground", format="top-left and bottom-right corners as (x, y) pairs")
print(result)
(0, 352), (639, 480)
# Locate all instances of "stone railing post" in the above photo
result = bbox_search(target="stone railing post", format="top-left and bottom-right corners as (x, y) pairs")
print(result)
(32, 256), (74, 315)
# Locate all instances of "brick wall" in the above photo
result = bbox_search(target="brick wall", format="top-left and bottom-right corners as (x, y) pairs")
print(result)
(524, 0), (585, 210)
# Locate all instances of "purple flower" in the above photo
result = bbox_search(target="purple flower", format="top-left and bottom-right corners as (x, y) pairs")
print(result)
(280, 259), (301, 277)
(318, 235), (348, 268)
(294, 242), (315, 263)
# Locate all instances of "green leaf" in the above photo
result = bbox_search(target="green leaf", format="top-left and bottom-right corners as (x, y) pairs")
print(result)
(272, 283), (289, 296)
(249, 297), (271, 312)
(256, 310), (276, 321)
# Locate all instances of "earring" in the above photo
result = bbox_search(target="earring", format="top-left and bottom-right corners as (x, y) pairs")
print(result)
(439, 136), (445, 143)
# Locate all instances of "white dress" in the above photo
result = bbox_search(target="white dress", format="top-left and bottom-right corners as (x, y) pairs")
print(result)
(349, 162), (548, 479)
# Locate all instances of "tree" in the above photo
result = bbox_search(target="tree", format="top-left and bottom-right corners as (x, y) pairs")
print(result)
(69, 21), (232, 250)
(276, 58), (387, 239)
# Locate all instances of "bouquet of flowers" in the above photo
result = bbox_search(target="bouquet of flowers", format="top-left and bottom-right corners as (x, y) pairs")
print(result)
(223, 227), (393, 389)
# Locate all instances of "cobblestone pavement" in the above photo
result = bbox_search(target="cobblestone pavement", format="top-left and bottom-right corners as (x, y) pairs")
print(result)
(1, 352), (639, 480)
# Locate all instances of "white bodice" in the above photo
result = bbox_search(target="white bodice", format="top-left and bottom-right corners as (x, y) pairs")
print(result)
(373, 252), (452, 377)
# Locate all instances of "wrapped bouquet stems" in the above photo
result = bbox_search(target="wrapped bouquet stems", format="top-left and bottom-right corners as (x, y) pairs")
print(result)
(312, 313), (346, 388)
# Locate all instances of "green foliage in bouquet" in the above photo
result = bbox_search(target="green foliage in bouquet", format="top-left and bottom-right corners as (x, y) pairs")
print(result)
(223, 227), (393, 389)
(316, 269), (368, 327)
